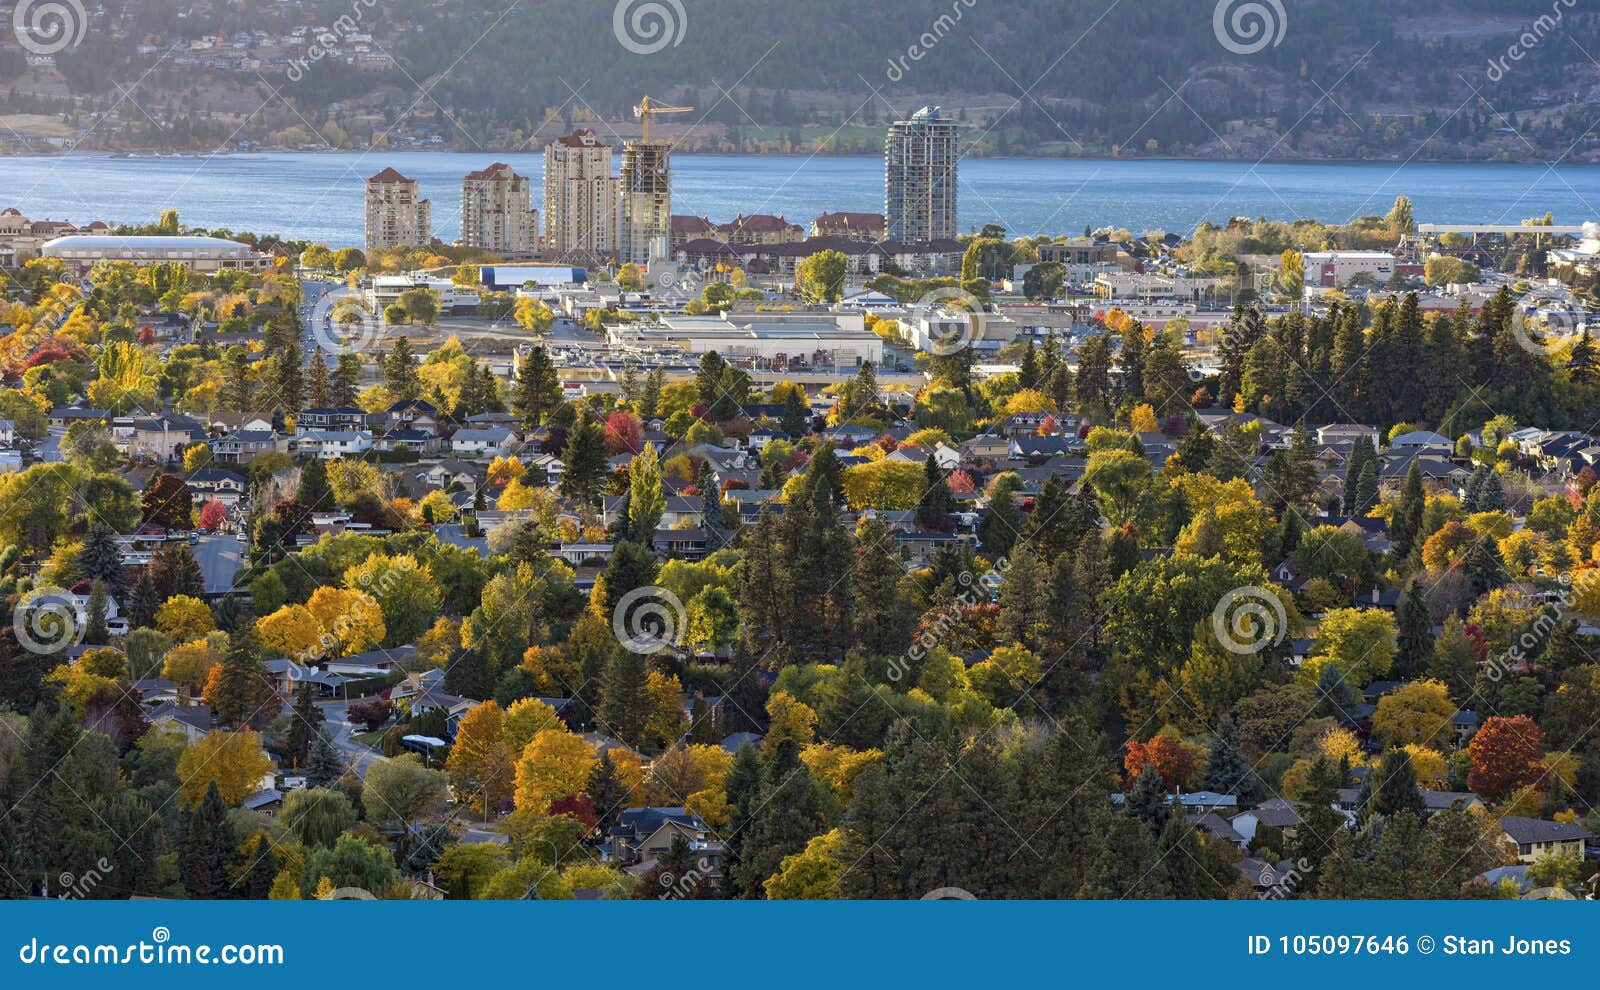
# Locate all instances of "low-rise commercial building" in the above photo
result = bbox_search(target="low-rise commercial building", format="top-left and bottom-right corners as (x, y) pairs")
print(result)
(42, 234), (274, 273)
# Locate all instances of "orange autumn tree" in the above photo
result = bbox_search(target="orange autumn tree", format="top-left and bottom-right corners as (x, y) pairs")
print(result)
(1124, 734), (1199, 792)
(1467, 714), (1547, 803)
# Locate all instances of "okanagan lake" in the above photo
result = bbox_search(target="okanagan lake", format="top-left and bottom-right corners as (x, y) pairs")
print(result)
(4, 152), (1600, 246)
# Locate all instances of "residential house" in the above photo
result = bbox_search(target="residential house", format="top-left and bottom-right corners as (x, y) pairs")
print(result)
(608, 807), (722, 877)
(385, 398), (440, 433)
(209, 429), (287, 465)
(123, 413), (207, 461)
(376, 427), (441, 456)
(49, 406), (110, 430)
(298, 407), (369, 431)
(295, 430), (374, 460)
(1500, 816), (1589, 863)
(147, 701), (213, 742)
(187, 468), (249, 507)
(1231, 798), (1301, 844)
(449, 426), (518, 458)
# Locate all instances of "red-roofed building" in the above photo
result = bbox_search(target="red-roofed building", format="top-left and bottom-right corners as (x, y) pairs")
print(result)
(365, 167), (431, 251)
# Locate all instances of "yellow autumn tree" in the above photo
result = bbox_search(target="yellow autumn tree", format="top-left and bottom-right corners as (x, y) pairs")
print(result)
(764, 691), (818, 752)
(513, 730), (596, 812)
(502, 697), (565, 754)
(176, 730), (273, 808)
(256, 604), (327, 662)
(1129, 403), (1159, 434)
(447, 702), (516, 814)
(163, 638), (224, 685)
(304, 586), (385, 657)
(156, 595), (214, 641)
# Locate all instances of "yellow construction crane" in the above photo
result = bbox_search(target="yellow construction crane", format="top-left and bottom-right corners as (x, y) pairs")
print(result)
(633, 95), (693, 143)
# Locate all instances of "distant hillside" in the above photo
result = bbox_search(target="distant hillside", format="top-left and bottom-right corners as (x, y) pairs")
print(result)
(6, 0), (1600, 159)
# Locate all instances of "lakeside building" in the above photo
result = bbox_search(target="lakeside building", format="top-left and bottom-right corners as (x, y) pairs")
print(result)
(42, 234), (274, 273)
(620, 140), (672, 266)
(365, 167), (432, 252)
(811, 211), (886, 241)
(460, 162), (538, 254)
(885, 107), (958, 243)
(543, 130), (619, 258)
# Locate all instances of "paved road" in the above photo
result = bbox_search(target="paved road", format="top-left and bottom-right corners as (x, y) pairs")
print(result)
(316, 699), (386, 780)
(432, 523), (490, 558)
(191, 533), (247, 595)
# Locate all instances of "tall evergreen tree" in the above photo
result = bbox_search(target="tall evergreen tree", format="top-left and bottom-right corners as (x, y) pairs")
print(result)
(734, 740), (824, 898)
(285, 683), (324, 768)
(558, 413), (608, 504)
(305, 348), (333, 408)
(598, 649), (649, 746)
(1391, 458), (1425, 558)
(1202, 715), (1258, 799)
(180, 781), (237, 899)
(77, 523), (125, 589)
(1367, 749), (1424, 821)
(1080, 815), (1170, 899)
(382, 337), (420, 400)
(128, 570), (159, 630)
(915, 454), (953, 530)
(586, 752), (631, 832)
(1395, 579), (1434, 679)
(296, 456), (332, 512)
(513, 344), (562, 428)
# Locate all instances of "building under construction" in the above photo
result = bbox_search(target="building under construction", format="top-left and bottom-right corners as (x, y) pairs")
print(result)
(620, 141), (672, 266)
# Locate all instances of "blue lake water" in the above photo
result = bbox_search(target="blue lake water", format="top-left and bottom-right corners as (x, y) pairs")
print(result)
(3, 152), (1599, 247)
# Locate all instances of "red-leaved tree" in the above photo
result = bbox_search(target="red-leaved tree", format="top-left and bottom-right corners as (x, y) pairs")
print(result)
(1467, 714), (1547, 803)
(1124, 735), (1198, 792)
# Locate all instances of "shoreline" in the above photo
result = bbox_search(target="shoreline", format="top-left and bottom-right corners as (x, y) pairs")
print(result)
(0, 149), (1593, 168)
